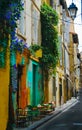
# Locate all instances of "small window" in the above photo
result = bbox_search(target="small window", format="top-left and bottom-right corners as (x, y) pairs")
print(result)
(72, 34), (79, 43)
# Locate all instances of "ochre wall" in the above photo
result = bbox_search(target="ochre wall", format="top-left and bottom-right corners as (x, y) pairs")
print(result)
(0, 51), (10, 130)
(42, 0), (50, 5)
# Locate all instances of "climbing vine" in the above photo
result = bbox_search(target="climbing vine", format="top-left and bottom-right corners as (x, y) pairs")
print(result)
(0, 0), (24, 36)
(0, 0), (26, 68)
(40, 3), (59, 76)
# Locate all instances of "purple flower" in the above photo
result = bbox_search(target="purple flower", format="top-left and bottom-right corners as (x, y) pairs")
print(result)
(9, 20), (16, 26)
(11, 31), (15, 37)
(9, 3), (18, 8)
(13, 64), (17, 69)
(5, 11), (12, 19)
(23, 43), (29, 48)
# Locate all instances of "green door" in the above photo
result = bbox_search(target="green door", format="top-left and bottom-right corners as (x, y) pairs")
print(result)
(33, 64), (37, 106)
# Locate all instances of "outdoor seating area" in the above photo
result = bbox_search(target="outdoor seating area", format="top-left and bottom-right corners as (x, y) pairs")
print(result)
(15, 102), (55, 128)
(16, 108), (28, 127)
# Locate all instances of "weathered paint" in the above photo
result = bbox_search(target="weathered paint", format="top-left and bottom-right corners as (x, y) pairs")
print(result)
(10, 49), (30, 118)
(0, 50), (10, 130)
(19, 65), (27, 109)
(27, 60), (43, 106)
(16, 49), (30, 109)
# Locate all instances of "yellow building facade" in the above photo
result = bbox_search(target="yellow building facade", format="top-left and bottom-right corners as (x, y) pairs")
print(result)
(0, 41), (10, 130)
(41, 0), (67, 106)
(69, 27), (80, 96)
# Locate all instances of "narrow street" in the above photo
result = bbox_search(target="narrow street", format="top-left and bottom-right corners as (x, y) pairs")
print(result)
(0, 1), (82, 130)
(36, 89), (82, 130)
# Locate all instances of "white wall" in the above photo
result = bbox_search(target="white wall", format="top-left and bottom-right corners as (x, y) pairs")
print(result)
(26, 0), (32, 46)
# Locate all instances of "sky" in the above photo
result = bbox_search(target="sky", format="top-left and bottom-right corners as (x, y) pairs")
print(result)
(66, 0), (82, 52)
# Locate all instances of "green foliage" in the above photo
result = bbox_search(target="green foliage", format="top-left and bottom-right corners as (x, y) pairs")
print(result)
(0, 0), (24, 68)
(29, 44), (42, 56)
(40, 3), (59, 75)
(0, 0), (24, 37)
(0, 38), (8, 68)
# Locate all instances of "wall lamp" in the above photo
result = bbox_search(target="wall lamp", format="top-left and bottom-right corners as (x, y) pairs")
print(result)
(68, 0), (78, 20)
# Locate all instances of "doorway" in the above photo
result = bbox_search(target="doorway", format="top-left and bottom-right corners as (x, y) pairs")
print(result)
(33, 64), (37, 106)
(59, 84), (62, 105)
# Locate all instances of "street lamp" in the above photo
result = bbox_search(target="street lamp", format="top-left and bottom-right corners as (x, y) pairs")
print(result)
(68, 0), (78, 20)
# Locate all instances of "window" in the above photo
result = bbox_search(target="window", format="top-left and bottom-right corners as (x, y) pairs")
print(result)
(59, 35), (63, 66)
(72, 34), (79, 43)
(18, 0), (26, 36)
(31, 7), (39, 44)
(50, 0), (56, 9)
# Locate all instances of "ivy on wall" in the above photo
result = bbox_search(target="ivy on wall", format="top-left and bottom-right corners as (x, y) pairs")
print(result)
(40, 3), (59, 76)
(29, 3), (59, 77)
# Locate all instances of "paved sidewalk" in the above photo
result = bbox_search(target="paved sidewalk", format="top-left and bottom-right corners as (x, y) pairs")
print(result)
(14, 97), (78, 130)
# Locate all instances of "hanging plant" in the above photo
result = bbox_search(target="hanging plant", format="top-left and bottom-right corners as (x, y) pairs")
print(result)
(0, 0), (24, 68)
(0, 0), (24, 36)
(29, 44), (42, 56)
(40, 3), (59, 77)
(10, 36), (28, 53)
